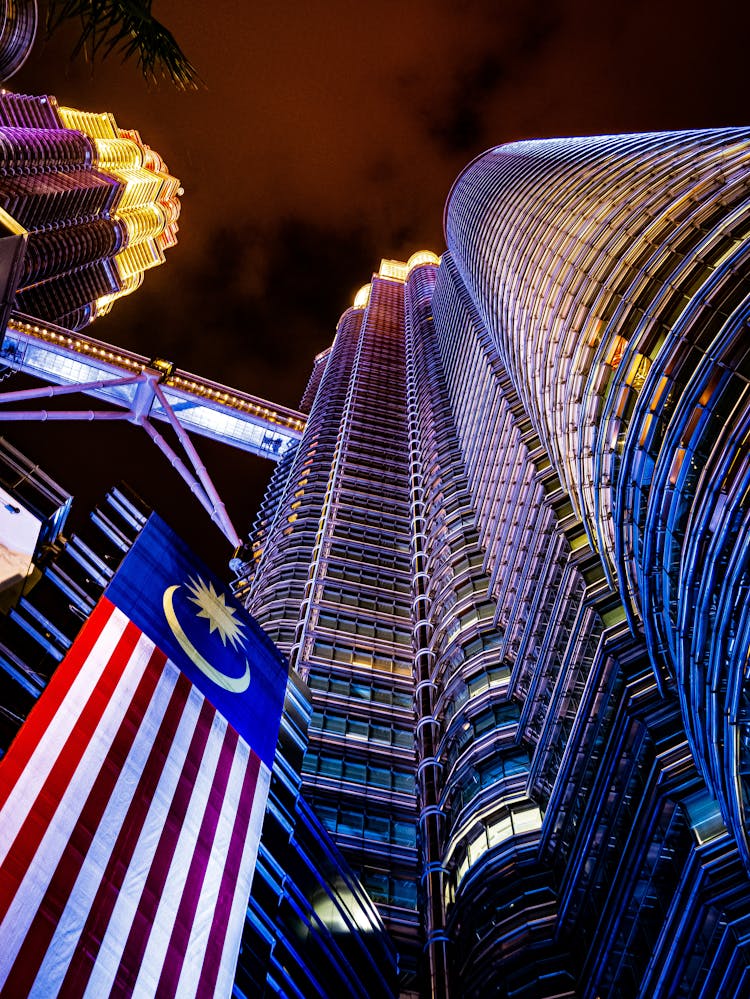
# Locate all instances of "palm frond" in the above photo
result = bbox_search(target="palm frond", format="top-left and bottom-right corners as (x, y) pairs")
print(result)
(45, 0), (201, 89)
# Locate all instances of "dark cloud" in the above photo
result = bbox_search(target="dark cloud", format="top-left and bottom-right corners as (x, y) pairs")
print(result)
(407, 2), (560, 153)
(107, 216), (377, 407)
(422, 51), (505, 153)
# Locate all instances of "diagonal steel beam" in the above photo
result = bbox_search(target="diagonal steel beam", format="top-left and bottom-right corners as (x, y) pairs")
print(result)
(0, 410), (132, 421)
(140, 417), (240, 547)
(150, 381), (241, 548)
(0, 373), (146, 404)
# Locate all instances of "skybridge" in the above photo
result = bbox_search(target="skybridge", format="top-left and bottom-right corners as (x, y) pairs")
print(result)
(0, 313), (307, 547)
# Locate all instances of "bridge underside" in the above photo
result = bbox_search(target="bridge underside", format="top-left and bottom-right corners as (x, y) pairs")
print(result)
(0, 314), (306, 546)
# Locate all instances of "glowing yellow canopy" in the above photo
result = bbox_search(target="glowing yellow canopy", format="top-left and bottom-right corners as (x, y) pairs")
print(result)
(353, 284), (371, 309)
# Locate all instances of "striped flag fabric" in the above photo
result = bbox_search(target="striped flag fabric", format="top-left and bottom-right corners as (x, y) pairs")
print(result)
(0, 514), (287, 997)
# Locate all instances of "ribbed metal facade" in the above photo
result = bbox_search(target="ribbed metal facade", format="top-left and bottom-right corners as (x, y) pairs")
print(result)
(242, 272), (422, 989)
(446, 128), (750, 884)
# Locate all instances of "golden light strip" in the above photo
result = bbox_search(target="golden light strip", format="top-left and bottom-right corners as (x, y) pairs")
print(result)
(6, 318), (306, 432)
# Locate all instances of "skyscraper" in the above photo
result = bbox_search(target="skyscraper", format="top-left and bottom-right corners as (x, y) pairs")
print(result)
(0, 90), (180, 330)
(236, 128), (750, 997)
(0, 106), (749, 996)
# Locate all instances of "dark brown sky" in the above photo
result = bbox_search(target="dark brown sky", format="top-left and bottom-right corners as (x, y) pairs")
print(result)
(7, 0), (750, 570)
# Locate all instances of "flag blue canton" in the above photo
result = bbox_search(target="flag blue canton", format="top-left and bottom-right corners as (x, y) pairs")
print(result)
(105, 514), (287, 767)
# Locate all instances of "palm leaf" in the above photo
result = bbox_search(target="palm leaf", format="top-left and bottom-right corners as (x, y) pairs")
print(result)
(45, 0), (201, 89)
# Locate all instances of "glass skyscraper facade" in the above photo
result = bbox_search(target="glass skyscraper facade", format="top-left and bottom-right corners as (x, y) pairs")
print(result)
(236, 128), (750, 997)
(238, 267), (422, 986)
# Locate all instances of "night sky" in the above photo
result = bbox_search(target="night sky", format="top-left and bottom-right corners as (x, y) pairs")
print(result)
(6, 0), (750, 572)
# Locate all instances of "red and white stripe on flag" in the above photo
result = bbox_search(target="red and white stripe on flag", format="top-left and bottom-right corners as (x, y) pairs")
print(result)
(0, 597), (271, 998)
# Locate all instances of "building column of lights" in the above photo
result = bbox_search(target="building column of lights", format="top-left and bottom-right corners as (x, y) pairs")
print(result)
(404, 258), (450, 998)
(243, 262), (423, 991)
(421, 253), (610, 996)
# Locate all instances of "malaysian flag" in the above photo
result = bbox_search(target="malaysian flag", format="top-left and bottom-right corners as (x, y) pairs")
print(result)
(0, 514), (287, 997)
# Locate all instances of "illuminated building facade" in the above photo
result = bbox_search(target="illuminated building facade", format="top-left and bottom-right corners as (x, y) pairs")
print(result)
(0, 90), (180, 330)
(0, 112), (749, 996)
(241, 266), (422, 985)
(237, 128), (750, 997)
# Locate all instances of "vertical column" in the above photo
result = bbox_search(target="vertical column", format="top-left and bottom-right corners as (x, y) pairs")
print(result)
(404, 260), (450, 998)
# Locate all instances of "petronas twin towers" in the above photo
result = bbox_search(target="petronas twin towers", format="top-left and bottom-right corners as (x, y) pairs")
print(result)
(235, 128), (750, 997)
(0, 91), (748, 996)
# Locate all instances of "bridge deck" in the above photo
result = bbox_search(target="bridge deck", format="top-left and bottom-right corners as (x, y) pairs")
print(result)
(2, 314), (306, 461)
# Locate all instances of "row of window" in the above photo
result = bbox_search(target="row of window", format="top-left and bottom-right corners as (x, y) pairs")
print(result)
(315, 803), (417, 849)
(23, 218), (120, 284)
(0, 95), (60, 131)
(1, 169), (118, 230)
(361, 871), (418, 910)
(0, 125), (93, 173)
(443, 749), (529, 827)
(316, 610), (412, 648)
(324, 559), (411, 595)
(310, 638), (412, 677)
(442, 699), (522, 773)
(320, 585), (410, 619)
(303, 750), (415, 795)
(309, 709), (414, 750)
(441, 664), (512, 725)
(307, 671), (412, 710)
(17, 258), (120, 326)
(444, 803), (544, 903)
(327, 541), (410, 575)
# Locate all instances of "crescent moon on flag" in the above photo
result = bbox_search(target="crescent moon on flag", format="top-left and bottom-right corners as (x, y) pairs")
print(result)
(162, 585), (251, 693)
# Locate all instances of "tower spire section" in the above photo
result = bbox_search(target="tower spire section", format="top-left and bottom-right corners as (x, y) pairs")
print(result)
(0, 90), (307, 544)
